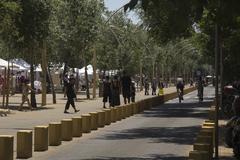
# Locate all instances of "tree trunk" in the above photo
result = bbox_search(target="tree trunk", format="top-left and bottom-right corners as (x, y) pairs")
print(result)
(140, 60), (143, 91)
(85, 65), (90, 99)
(92, 48), (97, 99)
(47, 66), (56, 104)
(75, 69), (79, 92)
(162, 64), (164, 82)
(41, 41), (47, 106)
(30, 63), (37, 108)
(5, 61), (10, 109)
(2, 67), (6, 108)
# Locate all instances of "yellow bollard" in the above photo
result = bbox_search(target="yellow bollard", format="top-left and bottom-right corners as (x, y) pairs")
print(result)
(72, 117), (82, 137)
(17, 130), (32, 158)
(82, 114), (91, 133)
(203, 122), (215, 127)
(110, 108), (116, 123)
(116, 106), (121, 121)
(189, 150), (209, 160)
(122, 105), (127, 119)
(61, 119), (73, 141)
(209, 108), (216, 120)
(103, 109), (111, 125)
(113, 107), (119, 122)
(34, 126), (48, 151)
(90, 112), (98, 130)
(204, 120), (214, 123)
(133, 102), (139, 114)
(97, 111), (105, 127)
(49, 122), (61, 146)
(193, 143), (212, 160)
(130, 103), (134, 116)
(0, 135), (14, 160)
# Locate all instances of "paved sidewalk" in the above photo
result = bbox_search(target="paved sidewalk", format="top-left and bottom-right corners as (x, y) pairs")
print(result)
(0, 86), (181, 149)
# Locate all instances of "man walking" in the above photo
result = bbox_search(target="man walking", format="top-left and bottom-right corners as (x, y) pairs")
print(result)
(103, 76), (111, 108)
(64, 77), (80, 113)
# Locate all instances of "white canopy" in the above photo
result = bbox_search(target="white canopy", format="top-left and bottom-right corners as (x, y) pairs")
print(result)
(0, 58), (20, 70)
(79, 65), (93, 75)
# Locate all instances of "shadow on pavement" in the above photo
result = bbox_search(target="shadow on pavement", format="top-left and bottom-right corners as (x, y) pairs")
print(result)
(95, 126), (200, 145)
(82, 154), (186, 160)
(141, 101), (212, 119)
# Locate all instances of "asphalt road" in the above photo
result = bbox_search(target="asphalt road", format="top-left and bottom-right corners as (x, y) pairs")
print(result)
(28, 86), (215, 160)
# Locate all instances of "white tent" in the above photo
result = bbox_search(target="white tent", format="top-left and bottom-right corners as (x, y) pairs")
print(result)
(0, 58), (20, 70)
(10, 58), (30, 70)
(79, 65), (93, 75)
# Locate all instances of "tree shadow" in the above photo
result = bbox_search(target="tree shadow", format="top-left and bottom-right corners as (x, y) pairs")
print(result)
(95, 126), (200, 145)
(141, 101), (212, 119)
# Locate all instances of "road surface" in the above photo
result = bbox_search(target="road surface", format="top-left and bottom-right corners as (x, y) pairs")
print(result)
(28, 86), (215, 160)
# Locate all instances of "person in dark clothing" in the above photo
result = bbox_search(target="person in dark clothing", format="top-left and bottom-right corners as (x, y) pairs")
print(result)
(103, 76), (111, 108)
(63, 74), (68, 97)
(176, 78), (184, 100)
(151, 77), (157, 95)
(111, 75), (121, 107)
(144, 78), (149, 95)
(130, 81), (136, 103)
(121, 71), (131, 104)
(64, 78), (80, 113)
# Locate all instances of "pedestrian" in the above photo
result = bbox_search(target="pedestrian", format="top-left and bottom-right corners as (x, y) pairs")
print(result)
(63, 74), (68, 98)
(151, 77), (157, 95)
(18, 79), (34, 111)
(121, 71), (131, 104)
(144, 78), (149, 95)
(158, 82), (164, 95)
(103, 76), (111, 108)
(64, 78), (80, 113)
(130, 81), (136, 103)
(110, 75), (121, 107)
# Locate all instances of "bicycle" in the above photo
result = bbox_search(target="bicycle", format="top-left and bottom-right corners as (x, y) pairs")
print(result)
(178, 90), (183, 103)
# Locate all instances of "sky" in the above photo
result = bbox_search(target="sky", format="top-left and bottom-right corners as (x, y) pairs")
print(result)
(104, 0), (140, 24)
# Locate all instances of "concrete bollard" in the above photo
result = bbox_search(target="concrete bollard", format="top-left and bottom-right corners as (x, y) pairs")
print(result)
(209, 108), (216, 120)
(97, 111), (105, 127)
(34, 126), (48, 151)
(139, 100), (144, 112)
(0, 135), (14, 160)
(196, 135), (213, 153)
(189, 150), (209, 160)
(49, 122), (61, 146)
(17, 130), (32, 159)
(122, 105), (127, 119)
(203, 122), (215, 127)
(125, 104), (130, 117)
(199, 129), (213, 137)
(126, 104), (130, 117)
(61, 119), (73, 141)
(110, 108), (117, 123)
(116, 106), (122, 121)
(103, 109), (111, 125)
(82, 114), (91, 133)
(133, 103), (139, 114)
(114, 108), (119, 121)
(193, 143), (212, 160)
(72, 117), (82, 137)
(90, 112), (98, 130)
(204, 120), (215, 123)
(130, 103), (134, 116)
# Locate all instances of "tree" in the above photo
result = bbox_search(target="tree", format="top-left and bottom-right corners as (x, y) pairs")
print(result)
(16, 0), (51, 107)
